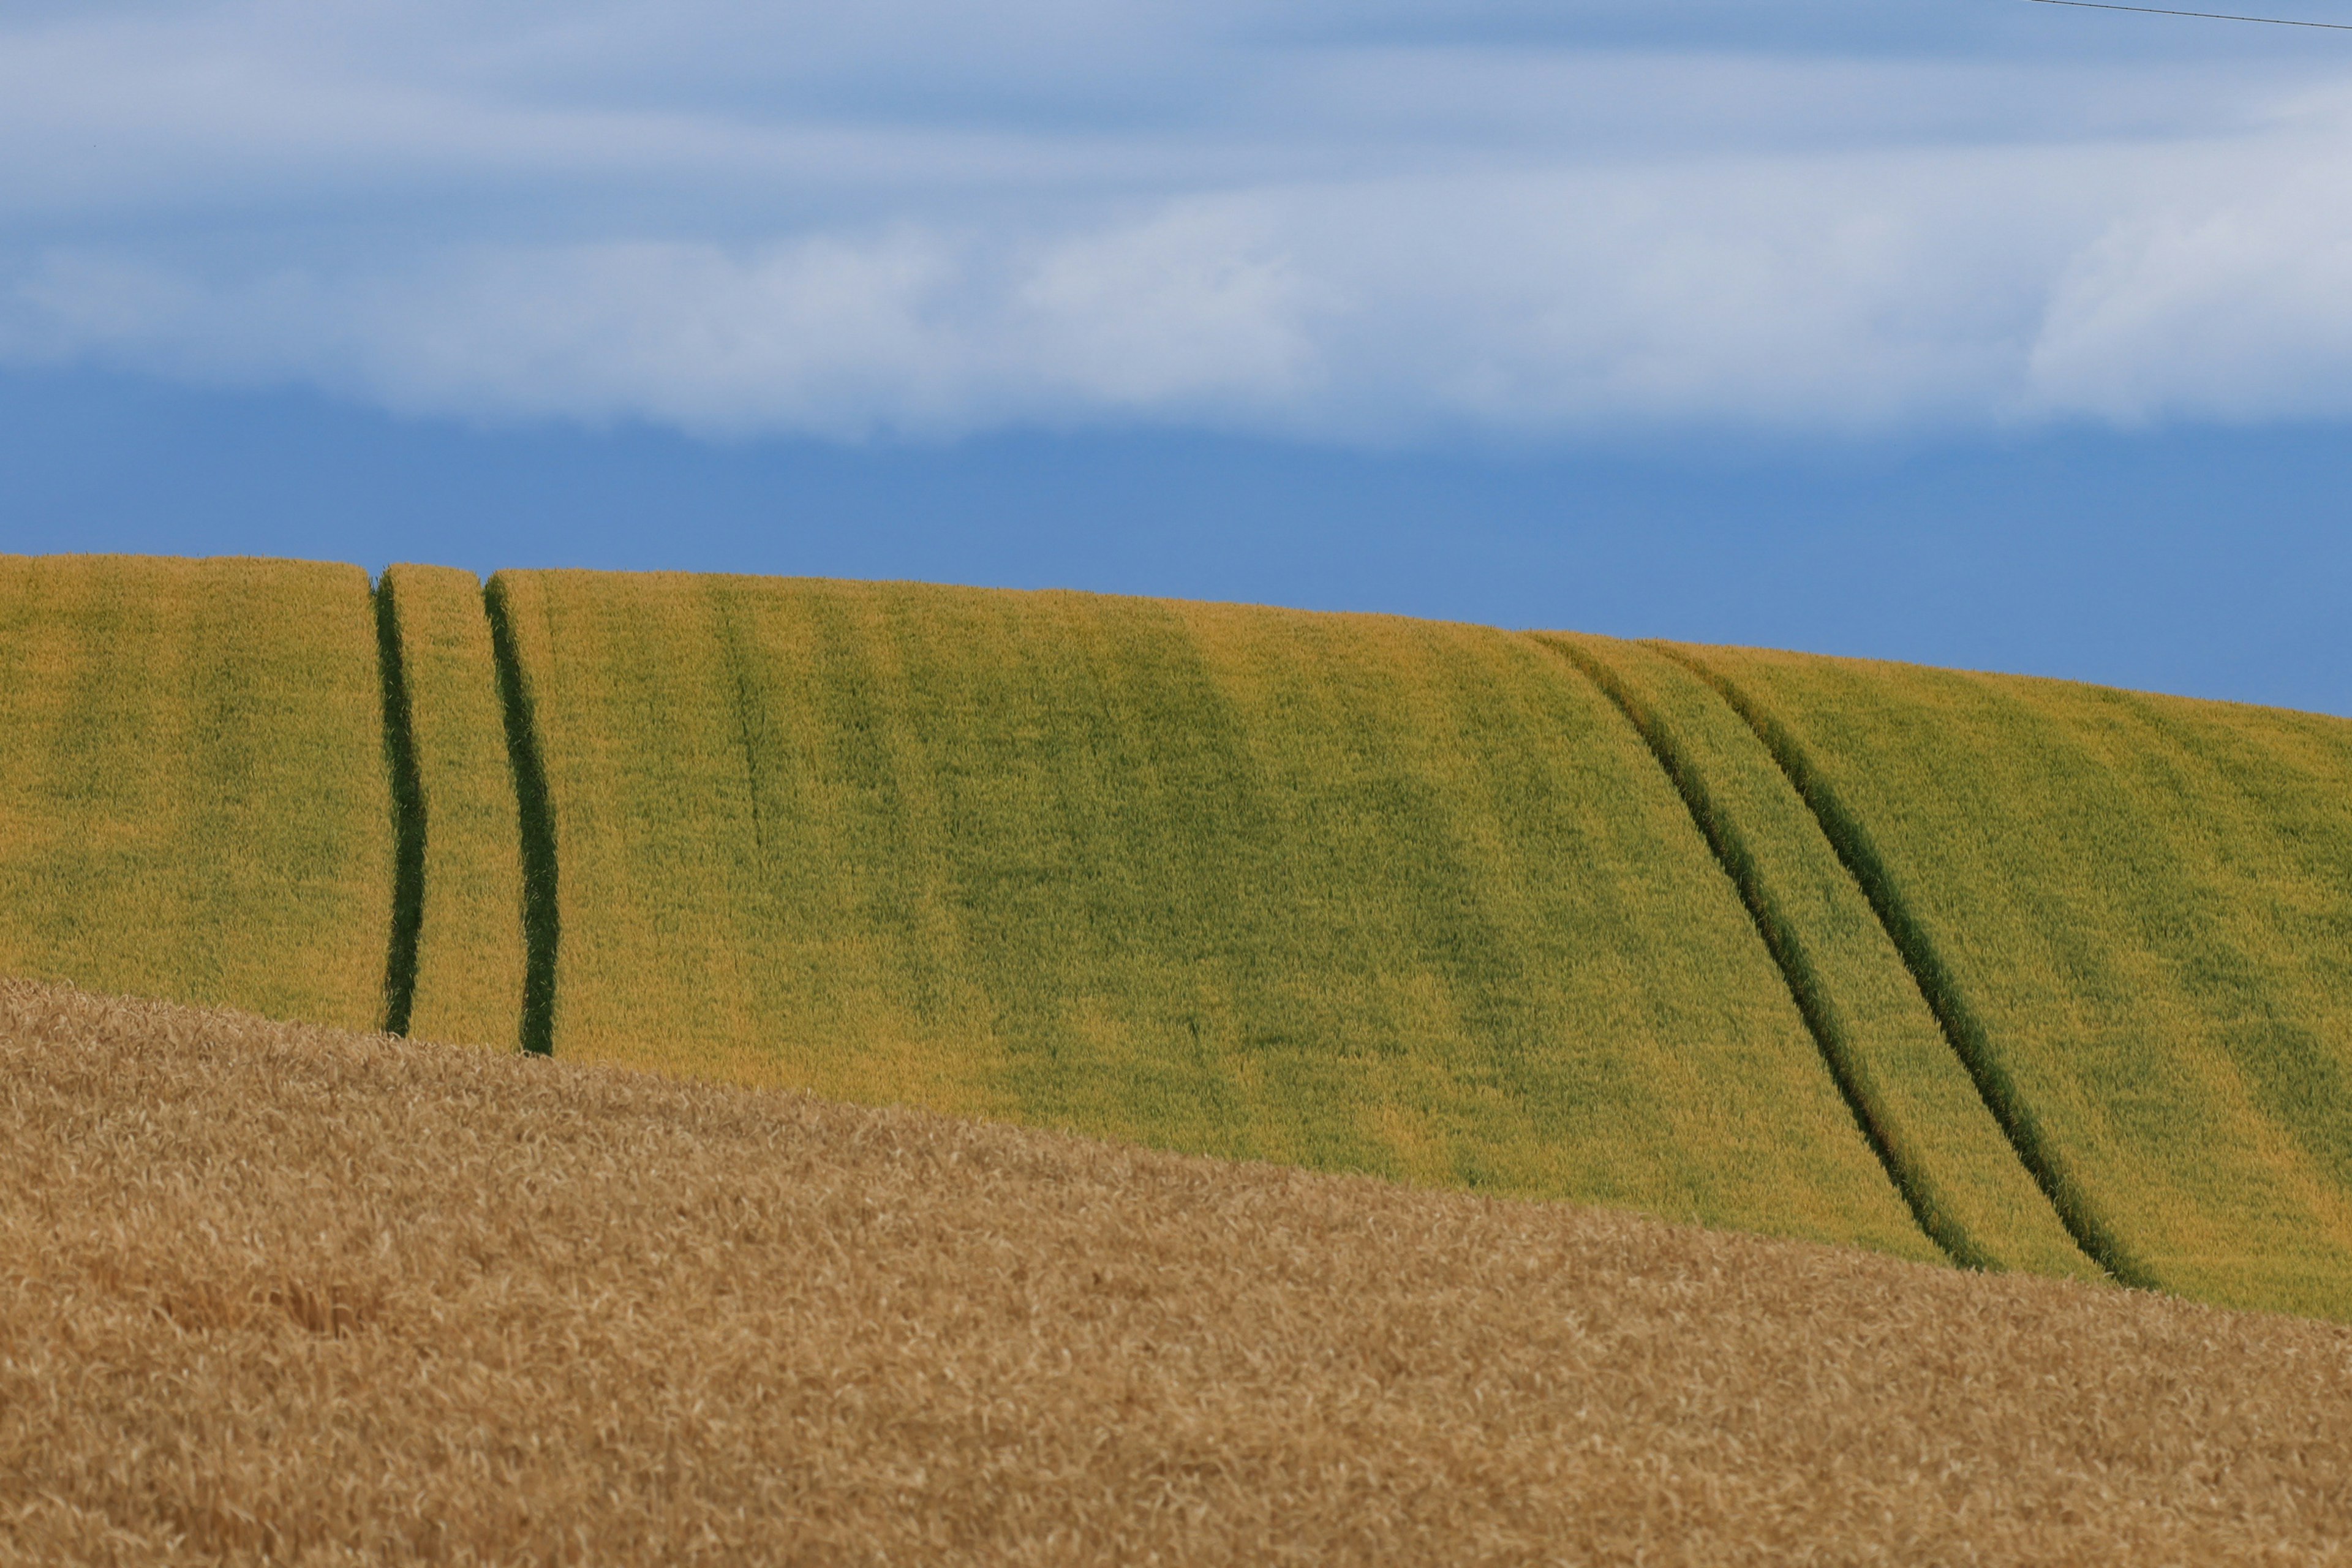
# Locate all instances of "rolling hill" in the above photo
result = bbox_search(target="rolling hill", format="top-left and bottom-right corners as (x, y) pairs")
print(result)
(4, 551), (2351, 1321)
(489, 569), (1934, 1259)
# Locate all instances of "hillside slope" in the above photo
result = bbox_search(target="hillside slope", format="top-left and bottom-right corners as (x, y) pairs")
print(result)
(491, 570), (1936, 1258)
(1678, 643), (2352, 1320)
(11, 554), (2352, 1322)
(0, 555), (392, 1033)
(7, 979), (2351, 1566)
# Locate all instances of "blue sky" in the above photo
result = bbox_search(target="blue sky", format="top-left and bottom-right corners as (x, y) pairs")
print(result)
(3, 1), (2350, 711)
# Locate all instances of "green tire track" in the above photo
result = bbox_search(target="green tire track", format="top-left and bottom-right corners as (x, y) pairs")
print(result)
(1656, 643), (2153, 1289)
(372, 574), (427, 1036)
(378, 565), (530, 1050)
(485, 572), (560, 1057)
(1541, 633), (2102, 1281)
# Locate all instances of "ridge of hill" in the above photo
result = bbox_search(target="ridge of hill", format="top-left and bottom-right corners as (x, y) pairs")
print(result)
(5, 552), (2352, 1321)
(7, 978), (2351, 1566)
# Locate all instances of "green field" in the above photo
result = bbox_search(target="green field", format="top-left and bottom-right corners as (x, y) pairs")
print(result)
(1678, 643), (2352, 1318)
(0, 555), (393, 1032)
(489, 570), (1936, 1256)
(1544, 633), (2101, 1284)
(11, 552), (2352, 1318)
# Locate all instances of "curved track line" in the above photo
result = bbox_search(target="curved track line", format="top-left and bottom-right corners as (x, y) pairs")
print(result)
(1653, 645), (2150, 1289)
(1541, 638), (1966, 1265)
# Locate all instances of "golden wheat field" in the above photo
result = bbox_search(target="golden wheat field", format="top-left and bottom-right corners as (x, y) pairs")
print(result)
(6, 977), (2352, 1566)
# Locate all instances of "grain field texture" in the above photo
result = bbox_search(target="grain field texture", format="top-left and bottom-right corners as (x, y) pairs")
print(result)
(0, 554), (393, 1033)
(5, 978), (2351, 1567)
(1676, 642), (2352, 1322)
(491, 570), (1937, 1258)
(378, 564), (526, 1049)
(1541, 633), (2100, 1283)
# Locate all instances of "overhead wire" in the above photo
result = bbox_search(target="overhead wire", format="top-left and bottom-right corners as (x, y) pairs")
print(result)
(2026, 0), (2352, 29)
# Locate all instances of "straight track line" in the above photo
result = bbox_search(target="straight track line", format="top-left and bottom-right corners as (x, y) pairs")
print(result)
(1542, 638), (1970, 1266)
(485, 578), (560, 1058)
(373, 576), (426, 1038)
(709, 587), (772, 861)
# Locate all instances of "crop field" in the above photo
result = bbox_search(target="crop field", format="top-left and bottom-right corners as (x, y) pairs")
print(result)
(7, 978), (2350, 1566)
(1676, 642), (2352, 1320)
(0, 555), (393, 1033)
(490, 570), (1937, 1257)
(9, 552), (2352, 1326)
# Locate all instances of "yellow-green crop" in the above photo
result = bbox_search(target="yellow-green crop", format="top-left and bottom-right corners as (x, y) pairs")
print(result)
(1545, 633), (2099, 1282)
(491, 569), (1939, 1257)
(1679, 643), (2352, 1319)
(0, 554), (393, 1032)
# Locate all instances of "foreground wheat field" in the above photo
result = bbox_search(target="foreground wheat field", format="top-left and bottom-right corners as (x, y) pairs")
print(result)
(6, 978), (2351, 1566)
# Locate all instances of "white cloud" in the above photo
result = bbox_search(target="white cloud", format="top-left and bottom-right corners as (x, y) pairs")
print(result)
(2026, 129), (2352, 423)
(6, 1), (2352, 443)
(1, 213), (1322, 439)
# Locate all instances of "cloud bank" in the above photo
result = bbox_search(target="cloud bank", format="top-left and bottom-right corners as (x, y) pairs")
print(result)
(4, 1), (2352, 443)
